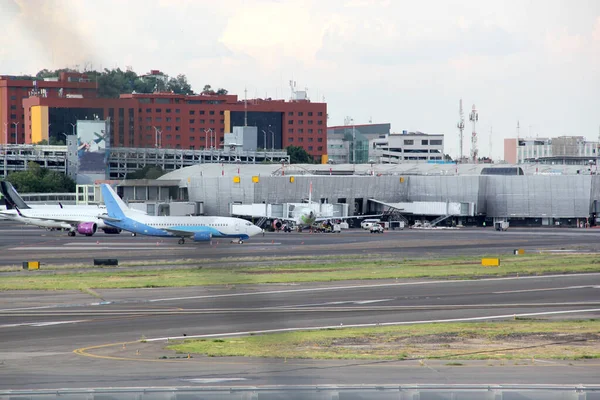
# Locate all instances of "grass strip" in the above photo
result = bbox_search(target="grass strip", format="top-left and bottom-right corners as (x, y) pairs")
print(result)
(1, 254), (599, 290)
(166, 319), (600, 361)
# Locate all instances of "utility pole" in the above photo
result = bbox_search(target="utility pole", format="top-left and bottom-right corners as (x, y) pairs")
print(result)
(12, 122), (19, 145)
(262, 130), (267, 151)
(154, 126), (162, 148)
(469, 105), (478, 163)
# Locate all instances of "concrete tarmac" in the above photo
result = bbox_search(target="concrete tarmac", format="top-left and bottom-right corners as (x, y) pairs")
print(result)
(3, 220), (600, 268)
(2, 221), (600, 389)
(1, 272), (599, 389)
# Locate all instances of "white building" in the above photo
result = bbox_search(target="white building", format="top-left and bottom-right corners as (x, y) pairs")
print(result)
(373, 132), (444, 163)
(504, 136), (600, 165)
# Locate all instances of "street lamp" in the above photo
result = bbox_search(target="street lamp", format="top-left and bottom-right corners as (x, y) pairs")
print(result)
(204, 128), (213, 149)
(261, 130), (267, 151)
(69, 122), (76, 136)
(12, 122), (19, 145)
(268, 125), (274, 151)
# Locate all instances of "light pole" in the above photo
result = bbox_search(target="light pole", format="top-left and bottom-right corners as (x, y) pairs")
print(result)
(350, 118), (356, 164)
(204, 128), (213, 149)
(261, 130), (267, 151)
(269, 125), (274, 151)
(69, 122), (76, 136)
(12, 122), (19, 145)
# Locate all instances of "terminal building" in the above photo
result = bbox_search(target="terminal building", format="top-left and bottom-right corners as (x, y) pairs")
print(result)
(108, 162), (600, 228)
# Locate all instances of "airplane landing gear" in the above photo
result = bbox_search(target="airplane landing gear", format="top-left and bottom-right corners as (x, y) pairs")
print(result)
(68, 231), (76, 237)
(131, 233), (136, 237)
(238, 239), (244, 244)
(178, 238), (185, 245)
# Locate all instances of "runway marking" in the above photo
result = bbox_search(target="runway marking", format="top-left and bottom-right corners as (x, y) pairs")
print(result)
(181, 378), (248, 383)
(0, 319), (87, 328)
(147, 272), (600, 304)
(493, 285), (599, 294)
(277, 299), (395, 308)
(10, 246), (182, 251)
(145, 307), (600, 342)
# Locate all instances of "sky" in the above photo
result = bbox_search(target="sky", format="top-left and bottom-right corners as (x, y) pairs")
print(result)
(1, 0), (599, 160)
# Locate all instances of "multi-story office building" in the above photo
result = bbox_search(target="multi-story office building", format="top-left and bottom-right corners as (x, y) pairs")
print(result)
(0, 72), (96, 144)
(504, 136), (600, 165)
(327, 123), (391, 164)
(22, 90), (327, 161)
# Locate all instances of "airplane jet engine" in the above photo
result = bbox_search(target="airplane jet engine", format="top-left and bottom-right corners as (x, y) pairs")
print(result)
(272, 219), (283, 230)
(77, 222), (97, 236)
(193, 232), (212, 242)
(102, 227), (121, 234)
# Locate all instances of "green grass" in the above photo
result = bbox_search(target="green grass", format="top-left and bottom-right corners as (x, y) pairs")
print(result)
(1, 253), (599, 290)
(166, 319), (600, 361)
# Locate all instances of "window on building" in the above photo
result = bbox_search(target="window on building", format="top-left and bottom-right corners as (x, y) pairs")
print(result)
(176, 117), (181, 122)
(219, 111), (224, 115)
(298, 137), (304, 142)
(175, 109), (180, 113)
(10, 114), (16, 119)
(318, 112), (323, 116)
(288, 111), (293, 116)
(166, 117), (171, 122)
(317, 120), (323, 125)
(308, 120), (313, 125)
(176, 135), (181, 140)
(318, 138), (323, 142)
(190, 119), (195, 124)
(190, 128), (195, 132)
(308, 112), (313, 116)
(189, 110), (195, 115)
(166, 134), (172, 140)
(318, 146), (323, 151)
(10, 105), (16, 110)
(10, 95), (16, 101)
(166, 126), (172, 131)
(209, 119), (215, 124)
(430, 140), (442, 145)
(318, 129), (323, 134)
(288, 137), (294, 142)
(209, 110), (215, 115)
(404, 140), (414, 145)
(308, 146), (313, 151)
(308, 137), (313, 142)
(199, 110), (205, 115)
(298, 120), (304, 125)
(166, 108), (172, 113)
(288, 128), (293, 133)
(155, 108), (162, 112)
(175, 126), (180, 131)
(190, 136), (195, 140)
(298, 111), (303, 116)
(308, 129), (313, 133)
(146, 117), (152, 122)
(156, 117), (162, 122)
(146, 108), (151, 112)
(288, 120), (294, 125)
(422, 140), (429, 145)
(299, 129), (304, 133)
(200, 119), (205, 124)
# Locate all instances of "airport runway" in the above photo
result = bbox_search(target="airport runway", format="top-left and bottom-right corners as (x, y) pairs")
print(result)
(3, 220), (600, 268)
(1, 272), (599, 389)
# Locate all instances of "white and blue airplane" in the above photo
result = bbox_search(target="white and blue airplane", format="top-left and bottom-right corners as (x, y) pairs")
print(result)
(100, 184), (262, 245)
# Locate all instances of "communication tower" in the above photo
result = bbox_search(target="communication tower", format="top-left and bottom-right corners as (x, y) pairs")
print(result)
(469, 104), (479, 163)
(457, 99), (465, 161)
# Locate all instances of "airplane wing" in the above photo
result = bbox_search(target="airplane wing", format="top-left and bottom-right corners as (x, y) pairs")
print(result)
(12, 209), (105, 225)
(164, 226), (213, 238)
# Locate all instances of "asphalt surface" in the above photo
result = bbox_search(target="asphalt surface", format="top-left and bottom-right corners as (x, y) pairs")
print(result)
(1, 221), (600, 390)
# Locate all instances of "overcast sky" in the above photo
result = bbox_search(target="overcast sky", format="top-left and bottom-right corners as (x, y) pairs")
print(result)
(1, 0), (599, 159)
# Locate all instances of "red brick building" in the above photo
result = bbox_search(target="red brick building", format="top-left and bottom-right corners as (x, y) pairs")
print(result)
(0, 72), (97, 144)
(22, 91), (327, 161)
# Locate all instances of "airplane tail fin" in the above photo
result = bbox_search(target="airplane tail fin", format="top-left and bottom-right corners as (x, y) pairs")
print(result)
(0, 181), (31, 210)
(100, 184), (128, 220)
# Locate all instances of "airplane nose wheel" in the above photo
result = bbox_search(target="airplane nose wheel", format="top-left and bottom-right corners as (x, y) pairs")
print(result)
(68, 231), (76, 237)
(131, 233), (136, 237)
(178, 238), (185, 245)
(238, 239), (244, 244)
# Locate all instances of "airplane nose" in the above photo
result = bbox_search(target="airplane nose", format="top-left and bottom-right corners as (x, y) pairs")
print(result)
(251, 225), (262, 237)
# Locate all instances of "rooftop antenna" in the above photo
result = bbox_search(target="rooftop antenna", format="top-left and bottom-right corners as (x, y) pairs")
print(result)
(289, 80), (296, 100)
(244, 87), (248, 127)
(457, 99), (465, 161)
(517, 120), (520, 140)
(469, 104), (479, 163)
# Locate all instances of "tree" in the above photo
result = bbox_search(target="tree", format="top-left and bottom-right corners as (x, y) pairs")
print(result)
(286, 146), (314, 164)
(167, 74), (194, 95)
(202, 84), (215, 95)
(444, 154), (453, 161)
(7, 162), (75, 193)
(216, 88), (228, 95)
(127, 165), (165, 179)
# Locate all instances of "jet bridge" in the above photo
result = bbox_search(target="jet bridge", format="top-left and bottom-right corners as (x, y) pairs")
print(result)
(369, 199), (475, 226)
(230, 202), (350, 220)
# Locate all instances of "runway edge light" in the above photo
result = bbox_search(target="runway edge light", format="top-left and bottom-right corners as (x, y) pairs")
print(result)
(481, 258), (500, 267)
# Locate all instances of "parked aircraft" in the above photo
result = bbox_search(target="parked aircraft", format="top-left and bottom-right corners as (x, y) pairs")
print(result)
(100, 184), (262, 244)
(0, 181), (121, 236)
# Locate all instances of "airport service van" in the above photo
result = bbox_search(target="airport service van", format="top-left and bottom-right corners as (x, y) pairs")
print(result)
(361, 219), (381, 230)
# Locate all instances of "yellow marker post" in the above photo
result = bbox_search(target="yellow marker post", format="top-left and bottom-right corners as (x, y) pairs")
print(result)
(481, 258), (500, 267)
(22, 261), (40, 270)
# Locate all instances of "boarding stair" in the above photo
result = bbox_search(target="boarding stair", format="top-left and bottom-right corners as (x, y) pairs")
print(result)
(255, 217), (268, 228)
(430, 214), (453, 227)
